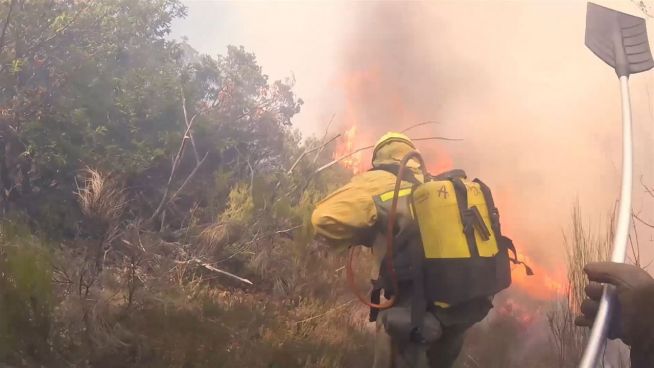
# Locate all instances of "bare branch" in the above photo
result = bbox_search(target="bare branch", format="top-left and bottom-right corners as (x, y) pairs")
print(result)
(168, 152), (209, 203)
(400, 120), (442, 134)
(633, 212), (654, 228)
(640, 175), (654, 198)
(0, 0), (16, 53)
(314, 144), (374, 175)
(287, 133), (341, 175)
(295, 299), (354, 324)
(180, 87), (201, 164)
(312, 135), (462, 176)
(244, 224), (302, 245)
(150, 83), (223, 223)
(234, 146), (255, 192)
(411, 136), (463, 143)
(312, 114), (336, 163)
(177, 258), (253, 285)
(150, 119), (197, 222)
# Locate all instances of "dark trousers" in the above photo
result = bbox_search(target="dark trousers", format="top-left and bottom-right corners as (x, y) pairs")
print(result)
(372, 316), (471, 368)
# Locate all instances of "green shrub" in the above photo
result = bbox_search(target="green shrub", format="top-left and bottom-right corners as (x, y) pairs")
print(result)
(0, 221), (53, 363)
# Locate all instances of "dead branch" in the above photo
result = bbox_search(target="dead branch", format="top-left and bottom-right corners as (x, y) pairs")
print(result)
(150, 87), (211, 223)
(400, 120), (441, 134)
(312, 114), (336, 163)
(287, 133), (341, 175)
(312, 136), (462, 176)
(295, 299), (354, 324)
(244, 224), (302, 245)
(234, 146), (255, 192)
(177, 258), (253, 285)
(411, 136), (463, 143)
(0, 0), (16, 53)
(314, 145), (374, 175)
(212, 224), (300, 265)
(180, 88), (201, 164)
(641, 175), (654, 198)
(150, 120), (197, 222)
(169, 152), (209, 202)
(633, 212), (654, 228)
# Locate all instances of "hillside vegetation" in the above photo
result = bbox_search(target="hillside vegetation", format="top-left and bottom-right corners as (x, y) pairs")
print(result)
(0, 1), (635, 367)
(0, 1), (372, 367)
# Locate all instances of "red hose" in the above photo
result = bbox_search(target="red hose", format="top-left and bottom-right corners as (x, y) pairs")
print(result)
(346, 151), (427, 309)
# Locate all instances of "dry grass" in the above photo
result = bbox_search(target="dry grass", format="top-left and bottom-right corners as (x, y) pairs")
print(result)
(7, 162), (375, 367)
(198, 220), (243, 256)
(75, 168), (127, 226)
(547, 202), (614, 367)
(45, 227), (374, 368)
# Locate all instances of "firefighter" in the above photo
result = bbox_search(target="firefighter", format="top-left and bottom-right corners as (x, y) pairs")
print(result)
(311, 132), (513, 368)
(576, 262), (654, 367)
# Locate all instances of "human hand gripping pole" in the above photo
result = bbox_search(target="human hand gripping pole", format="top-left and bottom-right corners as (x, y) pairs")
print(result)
(580, 3), (654, 367)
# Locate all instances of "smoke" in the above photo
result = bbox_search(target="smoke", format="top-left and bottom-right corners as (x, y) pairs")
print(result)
(331, 3), (654, 362)
(335, 1), (654, 274)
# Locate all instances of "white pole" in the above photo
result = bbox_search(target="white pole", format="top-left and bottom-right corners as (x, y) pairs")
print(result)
(579, 75), (633, 368)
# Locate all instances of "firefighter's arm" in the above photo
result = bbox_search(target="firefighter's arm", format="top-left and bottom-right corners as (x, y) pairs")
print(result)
(311, 181), (377, 250)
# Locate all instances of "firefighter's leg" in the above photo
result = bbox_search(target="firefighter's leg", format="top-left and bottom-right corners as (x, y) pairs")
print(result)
(394, 341), (430, 368)
(425, 323), (472, 368)
(373, 317), (393, 368)
(372, 324), (425, 368)
(376, 306), (442, 368)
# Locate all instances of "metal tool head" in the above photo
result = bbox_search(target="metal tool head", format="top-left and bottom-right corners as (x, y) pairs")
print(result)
(585, 2), (654, 77)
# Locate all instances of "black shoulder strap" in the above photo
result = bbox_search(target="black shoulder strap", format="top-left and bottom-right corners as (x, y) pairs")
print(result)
(451, 178), (479, 258)
(473, 178), (533, 276)
(370, 164), (421, 185)
(472, 178), (501, 236)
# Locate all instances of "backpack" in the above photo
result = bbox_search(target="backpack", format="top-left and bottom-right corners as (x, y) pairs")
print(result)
(366, 163), (531, 339)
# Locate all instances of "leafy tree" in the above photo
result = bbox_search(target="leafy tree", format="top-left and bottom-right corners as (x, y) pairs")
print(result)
(0, 0), (306, 236)
(0, 1), (359, 367)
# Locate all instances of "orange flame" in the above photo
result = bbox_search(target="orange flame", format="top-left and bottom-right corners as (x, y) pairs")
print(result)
(333, 125), (363, 174)
(332, 65), (567, 305)
(511, 255), (566, 301)
(332, 67), (458, 175)
(426, 146), (454, 175)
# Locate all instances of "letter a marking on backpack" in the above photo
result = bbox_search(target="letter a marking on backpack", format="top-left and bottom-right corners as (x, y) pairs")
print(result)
(438, 186), (448, 199)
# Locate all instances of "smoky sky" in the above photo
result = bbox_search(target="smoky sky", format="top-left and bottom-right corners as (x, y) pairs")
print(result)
(173, 0), (654, 279)
(336, 1), (654, 274)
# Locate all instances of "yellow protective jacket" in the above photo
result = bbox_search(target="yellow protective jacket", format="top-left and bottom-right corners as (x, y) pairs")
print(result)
(311, 138), (423, 250)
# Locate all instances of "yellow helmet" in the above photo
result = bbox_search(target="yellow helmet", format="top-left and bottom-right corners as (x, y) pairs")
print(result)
(372, 132), (415, 159)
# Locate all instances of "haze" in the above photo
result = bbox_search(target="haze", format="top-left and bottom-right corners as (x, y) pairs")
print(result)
(172, 0), (654, 278)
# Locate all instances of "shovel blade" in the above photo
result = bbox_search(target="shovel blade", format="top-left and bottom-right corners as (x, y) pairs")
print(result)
(585, 2), (654, 76)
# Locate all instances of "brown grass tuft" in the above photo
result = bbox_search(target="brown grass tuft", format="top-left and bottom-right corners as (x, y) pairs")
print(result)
(75, 168), (127, 225)
(198, 220), (244, 255)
